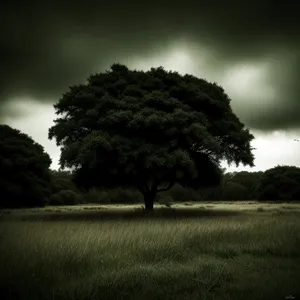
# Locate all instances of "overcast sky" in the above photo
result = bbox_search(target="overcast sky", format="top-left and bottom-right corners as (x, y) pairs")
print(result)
(1, 1), (300, 172)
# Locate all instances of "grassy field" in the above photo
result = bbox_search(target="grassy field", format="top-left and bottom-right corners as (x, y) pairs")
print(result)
(1, 201), (300, 300)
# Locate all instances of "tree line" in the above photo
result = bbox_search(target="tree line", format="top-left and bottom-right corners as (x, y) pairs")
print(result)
(1, 64), (299, 210)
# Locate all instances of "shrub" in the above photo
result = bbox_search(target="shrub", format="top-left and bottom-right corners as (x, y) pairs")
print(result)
(84, 188), (111, 204)
(109, 188), (143, 204)
(83, 188), (143, 204)
(48, 194), (64, 206)
(48, 190), (82, 206)
(158, 195), (174, 206)
(158, 184), (202, 202)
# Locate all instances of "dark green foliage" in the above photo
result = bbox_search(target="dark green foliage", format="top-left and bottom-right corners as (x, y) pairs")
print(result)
(109, 188), (143, 204)
(255, 165), (300, 201)
(49, 63), (255, 211)
(0, 124), (52, 208)
(222, 182), (248, 201)
(48, 190), (82, 206)
(84, 188), (111, 204)
(227, 171), (263, 199)
(157, 184), (202, 202)
(158, 195), (174, 206)
(197, 170), (263, 201)
(50, 170), (80, 194)
(84, 188), (143, 204)
(48, 193), (64, 206)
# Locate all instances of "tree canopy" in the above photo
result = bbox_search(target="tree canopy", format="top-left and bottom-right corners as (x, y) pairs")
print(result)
(50, 170), (80, 194)
(255, 165), (300, 201)
(49, 63), (255, 211)
(224, 171), (263, 200)
(0, 124), (52, 208)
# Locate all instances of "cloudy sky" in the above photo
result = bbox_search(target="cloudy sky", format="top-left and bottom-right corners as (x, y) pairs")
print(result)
(1, 1), (300, 172)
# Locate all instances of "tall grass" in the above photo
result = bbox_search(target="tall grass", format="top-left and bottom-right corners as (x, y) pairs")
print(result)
(0, 204), (300, 300)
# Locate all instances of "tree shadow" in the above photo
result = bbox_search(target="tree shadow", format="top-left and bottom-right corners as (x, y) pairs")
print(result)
(8, 207), (245, 222)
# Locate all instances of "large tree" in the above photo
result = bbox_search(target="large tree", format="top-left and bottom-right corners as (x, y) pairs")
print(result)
(0, 125), (52, 208)
(49, 64), (254, 212)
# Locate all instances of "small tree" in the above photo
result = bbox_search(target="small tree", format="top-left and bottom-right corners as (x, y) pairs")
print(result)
(255, 165), (300, 201)
(0, 125), (52, 208)
(49, 190), (82, 206)
(227, 171), (263, 200)
(49, 64), (254, 213)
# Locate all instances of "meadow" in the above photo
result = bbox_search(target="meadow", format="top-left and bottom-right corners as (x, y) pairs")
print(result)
(1, 201), (300, 300)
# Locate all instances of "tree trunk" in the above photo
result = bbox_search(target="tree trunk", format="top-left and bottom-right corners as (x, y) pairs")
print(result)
(143, 191), (156, 215)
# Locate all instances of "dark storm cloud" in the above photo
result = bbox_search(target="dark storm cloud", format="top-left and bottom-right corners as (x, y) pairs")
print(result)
(1, 1), (299, 130)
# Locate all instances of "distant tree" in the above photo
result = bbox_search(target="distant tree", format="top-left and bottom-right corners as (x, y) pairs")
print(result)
(50, 170), (80, 194)
(158, 183), (203, 202)
(0, 125), (52, 208)
(195, 170), (263, 201)
(49, 189), (82, 206)
(255, 165), (300, 201)
(197, 168), (228, 200)
(49, 63), (255, 213)
(222, 181), (248, 200)
(227, 171), (263, 200)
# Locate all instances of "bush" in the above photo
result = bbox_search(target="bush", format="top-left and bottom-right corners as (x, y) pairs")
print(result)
(48, 190), (82, 206)
(50, 170), (80, 195)
(256, 166), (300, 201)
(109, 188), (143, 204)
(158, 195), (174, 206)
(84, 188), (143, 204)
(158, 184), (202, 202)
(84, 188), (111, 204)
(48, 194), (64, 206)
(222, 182), (248, 201)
